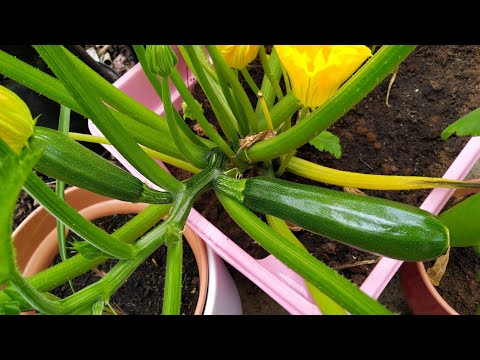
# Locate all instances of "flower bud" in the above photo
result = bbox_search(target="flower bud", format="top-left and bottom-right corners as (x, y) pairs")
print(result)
(0, 85), (34, 154)
(216, 45), (260, 70)
(145, 45), (178, 77)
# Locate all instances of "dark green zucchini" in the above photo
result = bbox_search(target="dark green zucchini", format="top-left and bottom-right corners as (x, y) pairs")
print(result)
(214, 175), (449, 261)
(29, 127), (172, 204)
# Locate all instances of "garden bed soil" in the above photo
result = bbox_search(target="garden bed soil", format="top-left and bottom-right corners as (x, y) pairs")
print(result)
(169, 45), (480, 314)
(50, 214), (200, 315)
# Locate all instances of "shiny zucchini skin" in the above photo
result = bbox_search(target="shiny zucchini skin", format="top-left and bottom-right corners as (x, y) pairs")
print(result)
(217, 176), (449, 261)
(29, 127), (171, 204)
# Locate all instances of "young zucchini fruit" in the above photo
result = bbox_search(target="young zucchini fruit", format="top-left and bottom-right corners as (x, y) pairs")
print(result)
(214, 175), (449, 261)
(29, 127), (172, 204)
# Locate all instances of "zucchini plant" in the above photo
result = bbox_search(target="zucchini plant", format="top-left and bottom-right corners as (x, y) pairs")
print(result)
(2, 45), (479, 315)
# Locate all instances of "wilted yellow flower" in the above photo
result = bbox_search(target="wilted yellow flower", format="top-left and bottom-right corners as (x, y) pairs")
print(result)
(275, 45), (372, 109)
(216, 45), (260, 70)
(0, 85), (34, 153)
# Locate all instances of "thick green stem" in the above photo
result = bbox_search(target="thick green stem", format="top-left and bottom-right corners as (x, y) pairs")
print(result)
(163, 239), (183, 314)
(121, 113), (211, 160)
(56, 105), (70, 265)
(241, 68), (260, 95)
(207, 62), (246, 141)
(265, 215), (346, 315)
(206, 45), (258, 133)
(255, 48), (284, 128)
(194, 46), (219, 81)
(161, 76), (207, 169)
(281, 62), (291, 94)
(171, 69), (236, 157)
(26, 173), (137, 259)
(0, 148), (64, 314)
(266, 92), (300, 131)
(258, 46), (284, 101)
(0, 149), (41, 284)
(184, 46), (245, 141)
(237, 45), (417, 163)
(68, 132), (201, 174)
(56, 105), (75, 292)
(276, 150), (295, 177)
(258, 92), (274, 131)
(9, 271), (64, 314)
(275, 106), (308, 175)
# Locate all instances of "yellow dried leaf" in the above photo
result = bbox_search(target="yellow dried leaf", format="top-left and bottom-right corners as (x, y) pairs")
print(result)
(286, 221), (303, 232)
(239, 130), (277, 150)
(426, 248), (450, 286)
(343, 187), (367, 196)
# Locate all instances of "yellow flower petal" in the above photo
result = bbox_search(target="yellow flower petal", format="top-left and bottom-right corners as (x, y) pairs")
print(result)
(276, 45), (372, 109)
(0, 85), (34, 153)
(216, 45), (260, 70)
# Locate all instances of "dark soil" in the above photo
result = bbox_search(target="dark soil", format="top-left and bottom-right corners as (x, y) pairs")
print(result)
(170, 45), (480, 314)
(13, 178), (57, 231)
(424, 247), (480, 315)
(14, 190), (38, 231)
(50, 214), (200, 315)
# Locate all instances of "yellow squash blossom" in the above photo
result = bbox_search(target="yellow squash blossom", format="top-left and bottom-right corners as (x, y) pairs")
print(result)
(0, 85), (34, 154)
(216, 45), (260, 70)
(275, 45), (372, 109)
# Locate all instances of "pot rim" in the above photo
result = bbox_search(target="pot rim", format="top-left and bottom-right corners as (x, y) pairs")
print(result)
(416, 261), (458, 315)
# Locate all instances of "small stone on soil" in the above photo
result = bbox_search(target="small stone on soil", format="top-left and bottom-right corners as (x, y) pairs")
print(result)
(382, 163), (394, 175)
(366, 132), (377, 142)
(430, 80), (444, 91)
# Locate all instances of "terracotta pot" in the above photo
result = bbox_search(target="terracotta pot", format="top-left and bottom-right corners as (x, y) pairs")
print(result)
(400, 262), (458, 315)
(12, 186), (209, 315)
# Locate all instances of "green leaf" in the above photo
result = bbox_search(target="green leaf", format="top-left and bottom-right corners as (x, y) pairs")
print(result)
(3, 288), (31, 310)
(0, 301), (22, 315)
(1, 288), (30, 314)
(439, 192), (480, 247)
(181, 100), (203, 121)
(69, 238), (107, 260)
(68, 300), (105, 315)
(309, 131), (342, 159)
(441, 107), (480, 140)
(91, 300), (105, 315)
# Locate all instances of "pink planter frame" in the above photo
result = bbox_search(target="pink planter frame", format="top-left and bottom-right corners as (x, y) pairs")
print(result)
(89, 52), (480, 314)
